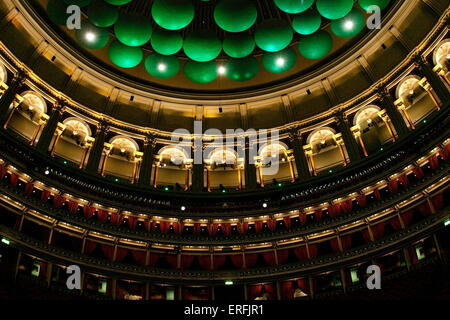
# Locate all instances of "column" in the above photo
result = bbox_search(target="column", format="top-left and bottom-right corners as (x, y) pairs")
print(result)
(335, 111), (361, 162)
(85, 123), (109, 173)
(376, 86), (410, 138)
(192, 144), (204, 192)
(413, 53), (450, 105)
(184, 165), (191, 191)
(79, 137), (95, 169)
(100, 143), (113, 176)
(0, 69), (26, 125)
(244, 138), (257, 190)
(49, 122), (67, 156)
(137, 135), (155, 187)
(289, 129), (310, 180)
(35, 101), (65, 153)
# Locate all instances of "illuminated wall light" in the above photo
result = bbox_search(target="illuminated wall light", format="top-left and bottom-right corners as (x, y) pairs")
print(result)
(262, 203), (268, 208)
(181, 206), (186, 211)
(218, 65), (227, 75)
(275, 57), (285, 67)
(85, 32), (96, 42)
(444, 219), (450, 227)
(1, 238), (10, 245)
(344, 20), (354, 30)
(157, 63), (167, 72)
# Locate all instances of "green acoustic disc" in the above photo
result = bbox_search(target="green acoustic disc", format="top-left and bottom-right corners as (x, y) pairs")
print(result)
(254, 19), (293, 53)
(358, 0), (390, 11)
(298, 30), (333, 59)
(75, 20), (110, 50)
(330, 8), (365, 38)
(225, 57), (259, 82)
(274, 0), (314, 14)
(184, 60), (218, 84)
(145, 53), (180, 79)
(88, 0), (119, 28)
(223, 33), (255, 58)
(262, 47), (297, 74)
(316, 0), (354, 20)
(214, 0), (257, 33)
(151, 29), (183, 55)
(152, 0), (195, 31)
(47, 0), (71, 26)
(108, 40), (143, 68)
(63, 0), (92, 7)
(104, 0), (132, 5)
(292, 10), (322, 35)
(114, 13), (152, 47)
(183, 31), (222, 62)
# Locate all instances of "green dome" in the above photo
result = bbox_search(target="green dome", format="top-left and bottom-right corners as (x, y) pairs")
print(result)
(184, 61), (218, 84)
(108, 41), (143, 68)
(47, 0), (71, 26)
(114, 14), (152, 47)
(223, 33), (255, 58)
(225, 57), (259, 82)
(316, 0), (354, 20)
(152, 0), (195, 31)
(151, 29), (183, 56)
(183, 31), (222, 62)
(254, 19), (293, 53)
(63, 0), (91, 7)
(104, 0), (132, 5)
(145, 53), (180, 79)
(75, 20), (110, 50)
(87, 0), (119, 28)
(292, 10), (322, 35)
(298, 30), (333, 59)
(262, 47), (297, 74)
(274, 0), (314, 14)
(330, 8), (365, 38)
(358, 0), (390, 11)
(214, 0), (257, 33)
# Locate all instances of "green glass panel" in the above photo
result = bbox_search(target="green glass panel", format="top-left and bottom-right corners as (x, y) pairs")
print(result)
(88, 0), (119, 28)
(262, 47), (297, 73)
(75, 20), (110, 50)
(222, 33), (255, 58)
(298, 30), (333, 59)
(225, 57), (259, 82)
(292, 10), (322, 35)
(316, 0), (354, 20)
(114, 13), (152, 47)
(108, 40), (143, 68)
(330, 8), (365, 38)
(152, 0), (194, 31)
(104, 0), (132, 5)
(145, 53), (180, 79)
(184, 60), (218, 84)
(274, 0), (314, 14)
(254, 19), (293, 53)
(151, 29), (183, 55)
(214, 0), (257, 33)
(183, 31), (222, 62)
(358, 0), (390, 11)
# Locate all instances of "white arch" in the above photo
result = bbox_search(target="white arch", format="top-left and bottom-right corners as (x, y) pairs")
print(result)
(306, 127), (336, 145)
(158, 145), (189, 164)
(109, 135), (139, 152)
(0, 64), (7, 84)
(433, 39), (450, 66)
(353, 105), (381, 126)
(258, 141), (289, 159)
(63, 117), (92, 138)
(19, 91), (47, 115)
(396, 75), (421, 100)
(207, 147), (237, 165)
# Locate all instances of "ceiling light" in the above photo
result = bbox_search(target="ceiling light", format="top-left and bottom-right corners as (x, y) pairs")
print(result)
(409, 90), (414, 96)
(85, 32), (96, 42)
(344, 20), (354, 30)
(28, 106), (34, 111)
(367, 119), (372, 124)
(218, 66), (226, 75)
(120, 148), (126, 153)
(262, 203), (268, 208)
(181, 206), (186, 211)
(275, 57), (285, 67)
(44, 170), (50, 175)
(157, 63), (167, 72)
(321, 140), (326, 145)
(73, 130), (78, 136)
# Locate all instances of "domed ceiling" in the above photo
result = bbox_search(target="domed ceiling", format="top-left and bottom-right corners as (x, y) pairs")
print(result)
(35, 0), (394, 93)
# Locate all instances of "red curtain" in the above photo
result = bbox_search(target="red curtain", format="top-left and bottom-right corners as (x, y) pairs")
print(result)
(128, 216), (138, 230)
(362, 228), (371, 243)
(373, 189), (381, 200)
(267, 220), (276, 232)
(418, 202), (432, 217)
(408, 247), (419, 265)
(181, 255), (194, 269)
(101, 245), (115, 261)
(314, 209), (323, 221)
(193, 223), (201, 235)
(264, 283), (275, 300)
(299, 213), (307, 225)
(68, 201), (78, 214)
(309, 244), (318, 258)
(148, 253), (159, 266)
(9, 173), (18, 186)
(245, 254), (258, 268)
(52, 195), (65, 208)
(413, 166), (424, 179)
(283, 217), (291, 229)
(389, 216), (403, 231)
(281, 281), (293, 299)
(0, 165), (7, 179)
(330, 238), (340, 253)
(372, 223), (385, 240)
(197, 255), (211, 270)
(431, 194), (444, 211)
(150, 220), (157, 232)
(243, 222), (249, 234)
(224, 223), (231, 236)
(429, 155), (439, 169)
(165, 255), (178, 269)
(83, 206), (95, 219)
(160, 221), (170, 234)
(131, 250), (147, 266)
(388, 180), (398, 194)
(262, 252), (277, 267)
(341, 235), (352, 250)
(401, 210), (414, 227)
(277, 249), (289, 265)
(237, 223), (242, 234)
(293, 246), (308, 261)
(356, 194), (367, 207)
(230, 254), (244, 269)
(439, 149), (449, 161)
(297, 279), (310, 294)
(213, 256), (226, 270)
(24, 182), (34, 195)
(97, 210), (109, 223)
(248, 285), (263, 300)
(398, 174), (409, 187)
(41, 190), (51, 203)
(172, 222), (179, 234)
(85, 240), (97, 254)
(341, 200), (352, 214)
(254, 221), (263, 233)
(211, 223), (219, 236)
(116, 247), (128, 262)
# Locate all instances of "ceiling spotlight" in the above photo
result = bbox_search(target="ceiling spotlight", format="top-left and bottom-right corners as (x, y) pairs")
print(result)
(44, 170), (50, 175)
(367, 119), (372, 124)
(28, 106), (34, 111)
(181, 206), (186, 211)
(321, 140), (326, 145)
(344, 20), (354, 30)
(218, 65), (226, 75)
(275, 57), (285, 67)
(157, 63), (167, 72)
(262, 203), (268, 208)
(409, 90), (414, 96)
(73, 130), (78, 136)
(85, 32), (96, 42)
(120, 148), (126, 153)
(446, 54), (450, 60)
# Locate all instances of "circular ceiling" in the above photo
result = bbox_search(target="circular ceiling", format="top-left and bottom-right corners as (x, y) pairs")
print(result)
(44, 0), (393, 87)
